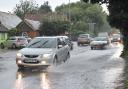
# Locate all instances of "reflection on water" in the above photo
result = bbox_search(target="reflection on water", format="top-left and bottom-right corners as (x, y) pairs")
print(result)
(111, 43), (123, 58)
(102, 68), (124, 89)
(14, 71), (24, 89)
(40, 72), (50, 89)
(13, 69), (50, 89)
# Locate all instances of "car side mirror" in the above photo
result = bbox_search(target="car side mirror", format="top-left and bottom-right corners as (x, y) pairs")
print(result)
(58, 45), (63, 48)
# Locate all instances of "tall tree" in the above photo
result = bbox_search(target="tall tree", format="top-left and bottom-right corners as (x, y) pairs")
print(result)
(83, 0), (128, 56)
(55, 2), (110, 36)
(14, 0), (38, 19)
(39, 21), (70, 36)
(39, 1), (52, 14)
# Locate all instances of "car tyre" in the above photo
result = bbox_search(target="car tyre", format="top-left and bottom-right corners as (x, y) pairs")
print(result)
(70, 46), (73, 50)
(53, 56), (58, 66)
(12, 44), (16, 49)
(64, 52), (70, 62)
(91, 47), (93, 50)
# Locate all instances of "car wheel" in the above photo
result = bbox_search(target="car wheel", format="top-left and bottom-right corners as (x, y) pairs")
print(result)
(53, 56), (58, 66)
(0, 43), (4, 49)
(70, 46), (73, 50)
(91, 47), (93, 50)
(12, 44), (16, 49)
(64, 52), (70, 62)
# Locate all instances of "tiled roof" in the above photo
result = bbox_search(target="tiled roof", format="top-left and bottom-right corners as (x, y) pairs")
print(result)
(0, 11), (22, 30)
(25, 19), (40, 31)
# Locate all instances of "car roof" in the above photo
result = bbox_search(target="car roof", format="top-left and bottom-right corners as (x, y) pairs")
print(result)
(10, 36), (26, 38)
(79, 34), (90, 36)
(35, 36), (69, 39)
(56, 36), (69, 38)
(95, 37), (107, 39)
(35, 36), (59, 39)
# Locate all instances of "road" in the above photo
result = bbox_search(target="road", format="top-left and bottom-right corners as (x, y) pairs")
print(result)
(0, 42), (125, 89)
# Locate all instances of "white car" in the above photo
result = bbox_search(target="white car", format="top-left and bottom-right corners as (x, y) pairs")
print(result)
(6, 36), (28, 49)
(90, 37), (110, 50)
(16, 36), (70, 69)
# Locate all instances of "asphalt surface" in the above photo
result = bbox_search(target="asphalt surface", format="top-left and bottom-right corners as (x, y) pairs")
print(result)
(0, 42), (125, 89)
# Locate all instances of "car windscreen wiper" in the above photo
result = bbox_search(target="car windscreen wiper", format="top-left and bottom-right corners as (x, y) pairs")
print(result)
(37, 40), (49, 48)
(27, 40), (41, 48)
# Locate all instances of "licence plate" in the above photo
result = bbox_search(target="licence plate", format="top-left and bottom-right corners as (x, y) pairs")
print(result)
(24, 59), (37, 63)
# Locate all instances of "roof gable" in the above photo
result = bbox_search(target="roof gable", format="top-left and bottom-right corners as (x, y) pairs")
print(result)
(0, 24), (8, 32)
(0, 11), (22, 30)
(25, 19), (40, 31)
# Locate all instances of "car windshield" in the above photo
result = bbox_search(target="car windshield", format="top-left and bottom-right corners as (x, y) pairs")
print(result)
(112, 35), (120, 38)
(26, 38), (57, 48)
(94, 37), (107, 41)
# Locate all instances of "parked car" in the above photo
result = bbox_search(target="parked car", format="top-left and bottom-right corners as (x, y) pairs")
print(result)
(57, 36), (73, 50)
(6, 36), (28, 49)
(77, 34), (91, 46)
(90, 37), (110, 50)
(16, 36), (70, 69)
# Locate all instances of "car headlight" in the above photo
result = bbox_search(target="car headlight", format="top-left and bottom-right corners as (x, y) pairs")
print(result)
(43, 54), (52, 58)
(17, 60), (22, 64)
(16, 53), (23, 58)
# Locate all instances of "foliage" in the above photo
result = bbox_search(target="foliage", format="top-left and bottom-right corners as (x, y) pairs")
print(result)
(8, 28), (17, 36)
(14, 0), (38, 19)
(55, 2), (110, 36)
(39, 21), (70, 36)
(82, 0), (128, 56)
(39, 1), (52, 14)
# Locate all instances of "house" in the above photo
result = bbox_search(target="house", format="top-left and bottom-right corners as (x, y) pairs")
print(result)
(17, 19), (41, 38)
(0, 11), (22, 48)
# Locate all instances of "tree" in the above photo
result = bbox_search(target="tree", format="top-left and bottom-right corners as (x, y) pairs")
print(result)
(55, 2), (110, 36)
(14, 0), (38, 19)
(39, 21), (70, 36)
(39, 1), (52, 14)
(83, 0), (128, 56)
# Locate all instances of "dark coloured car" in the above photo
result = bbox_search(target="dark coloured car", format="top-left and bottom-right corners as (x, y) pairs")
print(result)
(77, 34), (91, 46)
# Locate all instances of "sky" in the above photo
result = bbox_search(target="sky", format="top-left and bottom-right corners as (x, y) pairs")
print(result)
(0, 0), (108, 14)
(0, 0), (80, 12)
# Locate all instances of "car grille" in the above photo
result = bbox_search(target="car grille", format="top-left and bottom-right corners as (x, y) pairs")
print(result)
(24, 55), (38, 58)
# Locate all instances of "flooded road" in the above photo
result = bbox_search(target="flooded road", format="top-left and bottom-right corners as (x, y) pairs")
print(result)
(0, 43), (124, 89)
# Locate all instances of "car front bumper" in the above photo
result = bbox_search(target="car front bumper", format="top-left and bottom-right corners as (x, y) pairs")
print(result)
(91, 44), (107, 48)
(16, 58), (50, 68)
